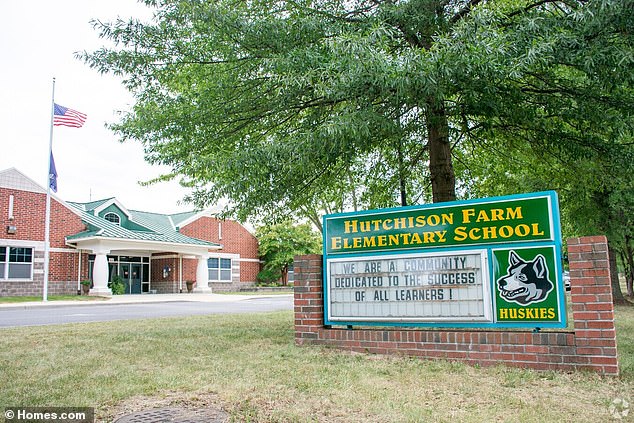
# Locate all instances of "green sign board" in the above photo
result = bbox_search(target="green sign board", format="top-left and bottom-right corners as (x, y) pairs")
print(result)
(322, 192), (567, 329)
(325, 196), (553, 255)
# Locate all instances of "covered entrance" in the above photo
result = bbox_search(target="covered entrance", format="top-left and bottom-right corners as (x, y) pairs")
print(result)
(71, 232), (220, 296)
(89, 255), (150, 294)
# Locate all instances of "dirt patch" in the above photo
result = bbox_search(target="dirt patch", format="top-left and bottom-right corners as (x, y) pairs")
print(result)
(98, 390), (228, 423)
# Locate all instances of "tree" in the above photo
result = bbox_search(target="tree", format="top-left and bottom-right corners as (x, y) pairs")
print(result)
(256, 221), (321, 286)
(444, 0), (634, 302)
(82, 0), (633, 226)
(454, 124), (634, 302)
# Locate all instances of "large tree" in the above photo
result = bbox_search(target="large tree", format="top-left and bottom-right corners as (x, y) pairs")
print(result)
(256, 221), (321, 285)
(82, 0), (633, 225)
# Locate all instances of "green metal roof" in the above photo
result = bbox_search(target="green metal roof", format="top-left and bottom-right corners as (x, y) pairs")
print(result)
(170, 211), (198, 228)
(70, 198), (114, 213)
(65, 200), (220, 248)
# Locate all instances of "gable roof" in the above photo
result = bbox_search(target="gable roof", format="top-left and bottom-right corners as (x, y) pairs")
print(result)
(0, 167), (47, 194)
(66, 202), (221, 248)
(72, 198), (112, 213)
(173, 206), (223, 230)
(170, 211), (198, 229)
(0, 167), (82, 218)
(94, 198), (132, 218)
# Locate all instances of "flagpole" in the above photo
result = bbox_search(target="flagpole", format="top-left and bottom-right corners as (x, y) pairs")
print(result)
(43, 77), (56, 302)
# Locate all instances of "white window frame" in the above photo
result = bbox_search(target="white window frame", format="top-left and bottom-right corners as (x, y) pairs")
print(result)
(0, 246), (34, 280)
(104, 212), (121, 225)
(207, 257), (232, 282)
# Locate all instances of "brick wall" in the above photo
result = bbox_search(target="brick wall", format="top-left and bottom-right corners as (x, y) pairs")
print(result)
(180, 216), (261, 285)
(0, 188), (85, 246)
(180, 257), (255, 292)
(294, 236), (619, 376)
(1, 188), (86, 296)
(181, 257), (196, 284)
(150, 256), (180, 293)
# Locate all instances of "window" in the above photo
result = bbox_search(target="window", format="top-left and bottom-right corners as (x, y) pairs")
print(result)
(208, 257), (232, 281)
(104, 212), (121, 225)
(0, 246), (33, 280)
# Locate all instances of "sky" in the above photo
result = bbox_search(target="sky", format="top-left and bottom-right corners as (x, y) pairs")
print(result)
(0, 1), (196, 215)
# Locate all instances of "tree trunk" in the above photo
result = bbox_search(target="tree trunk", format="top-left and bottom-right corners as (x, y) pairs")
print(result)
(281, 264), (289, 286)
(624, 235), (634, 298)
(426, 100), (456, 203)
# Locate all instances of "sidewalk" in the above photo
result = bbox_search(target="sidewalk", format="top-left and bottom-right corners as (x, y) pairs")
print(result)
(0, 292), (293, 308)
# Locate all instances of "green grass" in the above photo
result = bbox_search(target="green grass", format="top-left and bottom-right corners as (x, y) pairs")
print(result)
(616, 304), (634, 378)
(0, 295), (108, 303)
(0, 307), (632, 422)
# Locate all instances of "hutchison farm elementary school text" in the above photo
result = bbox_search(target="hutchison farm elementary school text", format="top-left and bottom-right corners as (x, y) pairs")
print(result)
(330, 206), (546, 251)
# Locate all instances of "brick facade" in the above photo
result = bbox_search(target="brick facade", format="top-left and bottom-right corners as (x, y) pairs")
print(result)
(294, 236), (619, 376)
(180, 216), (260, 291)
(1, 177), (260, 296)
(1, 187), (87, 296)
(0, 188), (86, 247)
(150, 255), (180, 293)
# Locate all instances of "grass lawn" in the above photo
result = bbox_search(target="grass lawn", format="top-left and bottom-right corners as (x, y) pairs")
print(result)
(0, 295), (109, 304)
(0, 307), (632, 422)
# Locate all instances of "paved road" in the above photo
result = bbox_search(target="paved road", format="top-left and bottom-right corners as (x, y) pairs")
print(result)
(0, 296), (293, 328)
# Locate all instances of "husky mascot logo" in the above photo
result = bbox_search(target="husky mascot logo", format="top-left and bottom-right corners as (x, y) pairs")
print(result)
(497, 251), (554, 305)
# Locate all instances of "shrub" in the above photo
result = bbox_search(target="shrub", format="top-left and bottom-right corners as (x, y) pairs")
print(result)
(108, 275), (126, 295)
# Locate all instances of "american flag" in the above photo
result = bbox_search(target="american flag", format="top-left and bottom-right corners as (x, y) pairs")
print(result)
(53, 103), (87, 128)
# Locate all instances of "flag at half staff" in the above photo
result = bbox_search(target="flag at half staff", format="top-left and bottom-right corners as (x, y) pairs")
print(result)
(53, 103), (87, 128)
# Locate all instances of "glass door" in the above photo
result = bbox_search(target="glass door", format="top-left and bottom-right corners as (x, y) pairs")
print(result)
(120, 264), (131, 294)
(118, 262), (143, 294)
(130, 263), (142, 294)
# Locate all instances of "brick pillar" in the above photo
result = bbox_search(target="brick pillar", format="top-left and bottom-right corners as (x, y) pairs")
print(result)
(568, 236), (619, 376)
(294, 254), (323, 345)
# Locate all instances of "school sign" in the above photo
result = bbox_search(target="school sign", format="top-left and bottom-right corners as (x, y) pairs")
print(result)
(323, 191), (567, 328)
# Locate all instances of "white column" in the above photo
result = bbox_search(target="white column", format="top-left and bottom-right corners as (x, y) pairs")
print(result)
(193, 255), (212, 293)
(90, 252), (112, 296)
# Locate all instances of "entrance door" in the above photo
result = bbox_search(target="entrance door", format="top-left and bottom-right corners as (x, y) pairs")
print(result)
(118, 263), (143, 294)
(130, 263), (142, 294)
(120, 264), (131, 294)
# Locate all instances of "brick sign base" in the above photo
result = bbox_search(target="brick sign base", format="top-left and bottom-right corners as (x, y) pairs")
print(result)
(294, 236), (619, 375)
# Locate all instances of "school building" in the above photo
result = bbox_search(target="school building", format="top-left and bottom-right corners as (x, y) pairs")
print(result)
(0, 168), (260, 296)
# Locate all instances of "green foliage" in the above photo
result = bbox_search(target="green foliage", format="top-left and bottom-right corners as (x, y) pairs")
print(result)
(108, 275), (126, 295)
(256, 221), (321, 285)
(256, 269), (283, 286)
(454, 115), (634, 298)
(81, 0), (633, 235)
